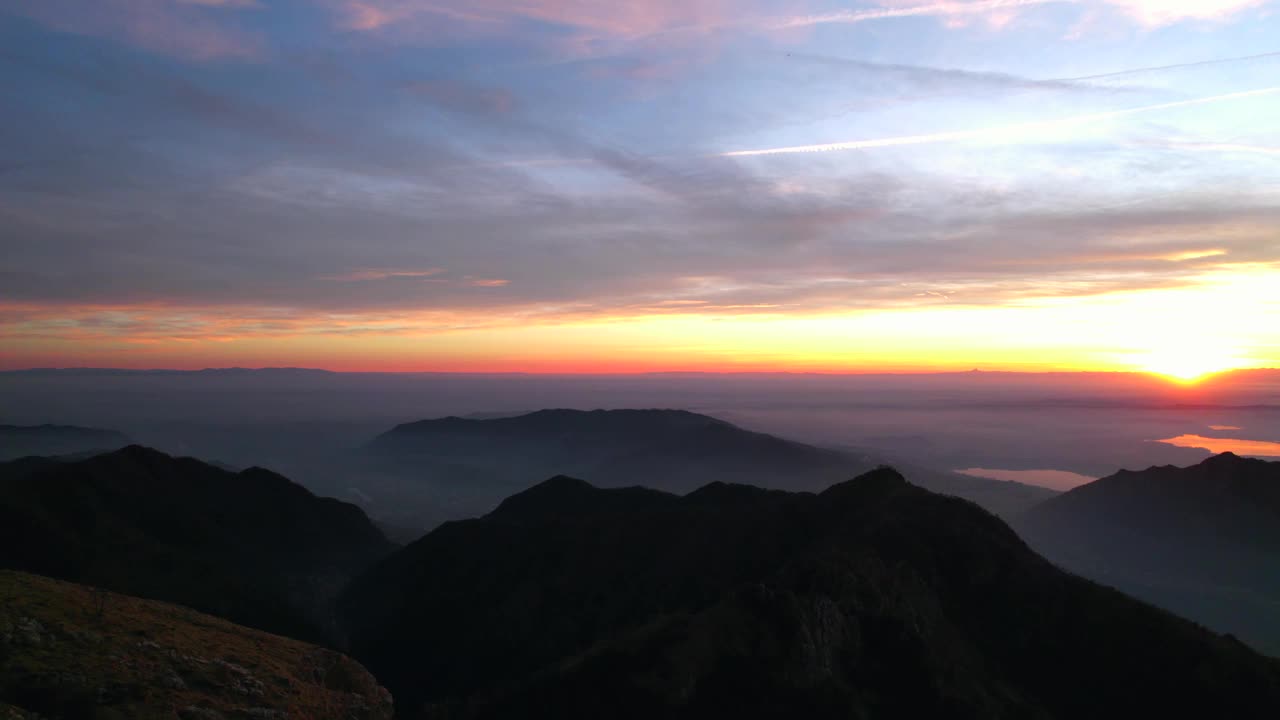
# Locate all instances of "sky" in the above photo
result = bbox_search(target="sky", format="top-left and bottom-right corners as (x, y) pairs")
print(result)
(1, 0), (1278, 376)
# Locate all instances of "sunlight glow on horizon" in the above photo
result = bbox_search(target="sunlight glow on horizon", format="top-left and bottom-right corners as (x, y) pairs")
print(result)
(3, 264), (1276, 375)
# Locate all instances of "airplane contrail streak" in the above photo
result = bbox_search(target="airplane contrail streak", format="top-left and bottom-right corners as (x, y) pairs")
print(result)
(721, 87), (1280, 157)
(773, 0), (1063, 29)
(1054, 49), (1280, 82)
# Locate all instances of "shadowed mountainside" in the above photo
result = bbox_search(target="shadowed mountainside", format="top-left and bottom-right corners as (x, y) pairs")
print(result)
(1016, 452), (1280, 655)
(340, 468), (1280, 718)
(0, 446), (394, 644)
(360, 409), (1053, 529)
(0, 570), (393, 720)
(0, 424), (130, 462)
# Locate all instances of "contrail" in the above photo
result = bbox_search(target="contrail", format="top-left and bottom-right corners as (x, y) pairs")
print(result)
(1159, 141), (1280, 156)
(772, 0), (1063, 29)
(1054, 49), (1280, 82)
(721, 87), (1280, 157)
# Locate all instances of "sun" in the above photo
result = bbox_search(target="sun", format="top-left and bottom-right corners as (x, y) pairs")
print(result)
(1129, 346), (1249, 383)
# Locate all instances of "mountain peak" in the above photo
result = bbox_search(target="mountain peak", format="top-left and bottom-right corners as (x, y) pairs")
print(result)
(1200, 451), (1244, 466)
(489, 475), (601, 515)
(342, 464), (1280, 718)
(820, 465), (909, 500)
(489, 476), (677, 521)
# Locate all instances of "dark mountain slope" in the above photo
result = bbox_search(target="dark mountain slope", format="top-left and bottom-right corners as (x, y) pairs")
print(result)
(369, 409), (852, 491)
(0, 424), (130, 461)
(0, 445), (393, 643)
(0, 570), (393, 719)
(1017, 452), (1280, 654)
(362, 409), (1052, 527)
(340, 469), (1280, 719)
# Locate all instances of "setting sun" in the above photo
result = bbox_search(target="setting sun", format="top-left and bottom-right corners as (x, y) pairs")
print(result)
(1128, 344), (1251, 382)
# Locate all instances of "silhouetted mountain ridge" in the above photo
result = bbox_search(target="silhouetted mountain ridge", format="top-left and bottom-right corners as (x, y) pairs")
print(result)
(0, 445), (393, 643)
(364, 408), (1054, 524)
(340, 468), (1280, 718)
(0, 424), (130, 461)
(1017, 452), (1280, 655)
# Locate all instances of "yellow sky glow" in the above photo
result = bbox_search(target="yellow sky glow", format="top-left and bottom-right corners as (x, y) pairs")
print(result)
(4, 265), (1277, 375)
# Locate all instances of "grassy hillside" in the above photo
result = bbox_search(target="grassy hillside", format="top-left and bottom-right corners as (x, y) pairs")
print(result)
(0, 571), (392, 720)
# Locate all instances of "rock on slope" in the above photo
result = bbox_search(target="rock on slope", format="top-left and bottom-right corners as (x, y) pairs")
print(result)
(0, 446), (394, 644)
(0, 570), (392, 720)
(340, 468), (1280, 718)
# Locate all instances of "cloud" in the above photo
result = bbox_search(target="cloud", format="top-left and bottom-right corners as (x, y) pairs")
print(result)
(771, 0), (1273, 31)
(403, 80), (516, 115)
(319, 269), (445, 281)
(328, 0), (747, 38)
(773, 0), (1060, 30)
(782, 51), (1130, 96)
(4, 1), (1278, 349)
(1, 0), (264, 60)
(1158, 141), (1280, 157)
(1052, 49), (1280, 82)
(1100, 0), (1270, 26)
(177, 0), (260, 6)
(722, 87), (1280, 156)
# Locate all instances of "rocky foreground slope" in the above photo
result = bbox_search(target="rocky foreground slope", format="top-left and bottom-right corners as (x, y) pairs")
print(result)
(0, 570), (392, 720)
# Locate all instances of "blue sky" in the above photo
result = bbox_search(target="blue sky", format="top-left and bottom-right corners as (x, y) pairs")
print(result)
(1, 1), (1277, 372)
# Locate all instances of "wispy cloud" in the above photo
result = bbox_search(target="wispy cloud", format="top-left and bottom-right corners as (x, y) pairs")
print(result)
(1053, 49), (1280, 82)
(1101, 0), (1270, 27)
(771, 0), (1274, 31)
(318, 269), (445, 282)
(2, 0), (264, 60)
(782, 51), (1132, 95)
(328, 0), (749, 38)
(177, 0), (259, 7)
(1159, 141), (1280, 156)
(722, 87), (1280, 157)
(772, 0), (1060, 30)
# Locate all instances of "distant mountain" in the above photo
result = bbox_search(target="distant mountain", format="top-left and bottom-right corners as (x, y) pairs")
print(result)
(340, 469), (1280, 718)
(0, 424), (130, 461)
(0, 445), (394, 643)
(0, 367), (335, 376)
(1017, 452), (1280, 655)
(0, 570), (393, 719)
(362, 409), (1053, 527)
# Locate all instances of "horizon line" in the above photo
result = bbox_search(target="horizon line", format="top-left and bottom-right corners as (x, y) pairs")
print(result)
(3, 366), (1277, 378)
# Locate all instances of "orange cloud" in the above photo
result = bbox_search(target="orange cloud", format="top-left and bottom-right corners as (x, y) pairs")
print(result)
(467, 278), (511, 287)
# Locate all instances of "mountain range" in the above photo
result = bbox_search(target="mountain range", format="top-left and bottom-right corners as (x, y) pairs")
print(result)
(0, 424), (130, 462)
(1016, 452), (1280, 655)
(0, 445), (393, 643)
(359, 409), (1054, 528)
(340, 468), (1280, 718)
(4, 416), (1279, 718)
